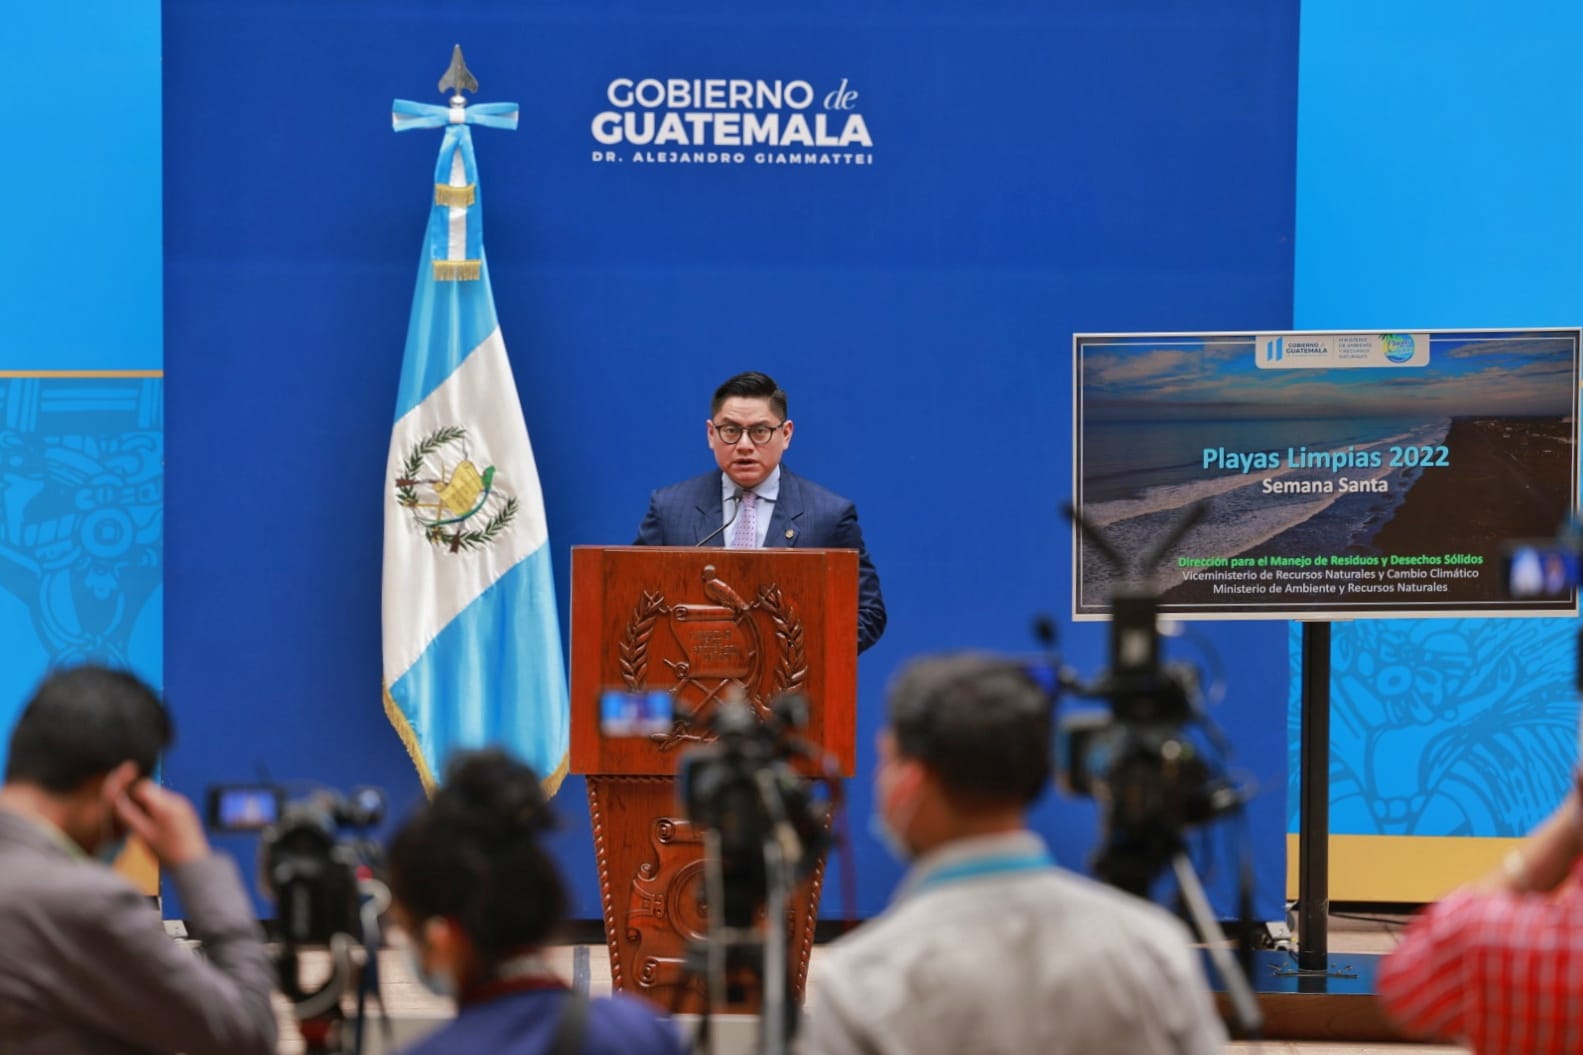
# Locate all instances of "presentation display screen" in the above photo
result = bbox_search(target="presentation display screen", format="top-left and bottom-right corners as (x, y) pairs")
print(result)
(1073, 329), (1581, 620)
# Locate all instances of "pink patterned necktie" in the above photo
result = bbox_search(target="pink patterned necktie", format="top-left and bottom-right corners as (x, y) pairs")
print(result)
(731, 491), (758, 548)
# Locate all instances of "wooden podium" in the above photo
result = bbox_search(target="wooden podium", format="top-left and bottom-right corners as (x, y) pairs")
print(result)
(570, 546), (858, 1013)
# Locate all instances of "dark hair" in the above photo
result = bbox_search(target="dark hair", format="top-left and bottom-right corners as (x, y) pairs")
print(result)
(388, 749), (567, 966)
(4, 665), (171, 792)
(886, 653), (1053, 807)
(711, 371), (788, 420)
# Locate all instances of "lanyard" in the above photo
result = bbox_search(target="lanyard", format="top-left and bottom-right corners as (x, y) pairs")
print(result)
(459, 954), (566, 1008)
(910, 850), (1054, 895)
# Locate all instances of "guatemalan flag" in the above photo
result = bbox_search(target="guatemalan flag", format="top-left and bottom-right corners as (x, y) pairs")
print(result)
(381, 84), (569, 795)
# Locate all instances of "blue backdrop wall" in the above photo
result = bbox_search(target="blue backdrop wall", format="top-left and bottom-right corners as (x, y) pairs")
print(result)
(162, 0), (1296, 920)
(1288, 0), (1583, 900)
(0, 4), (163, 761)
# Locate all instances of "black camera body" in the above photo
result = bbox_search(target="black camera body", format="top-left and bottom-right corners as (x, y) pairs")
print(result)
(677, 696), (829, 928)
(209, 785), (386, 945)
(1059, 508), (1244, 897)
(1060, 702), (1238, 897)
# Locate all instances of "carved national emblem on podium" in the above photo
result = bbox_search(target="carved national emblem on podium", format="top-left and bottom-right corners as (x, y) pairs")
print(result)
(618, 564), (807, 747)
(574, 545), (856, 1012)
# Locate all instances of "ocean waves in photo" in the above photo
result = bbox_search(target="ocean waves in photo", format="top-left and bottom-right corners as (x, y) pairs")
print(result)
(1077, 418), (1450, 598)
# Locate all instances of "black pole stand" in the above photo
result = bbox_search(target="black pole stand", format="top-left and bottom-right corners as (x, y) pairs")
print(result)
(1297, 620), (1331, 970)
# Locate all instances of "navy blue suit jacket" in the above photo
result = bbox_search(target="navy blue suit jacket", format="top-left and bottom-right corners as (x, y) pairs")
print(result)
(634, 468), (886, 652)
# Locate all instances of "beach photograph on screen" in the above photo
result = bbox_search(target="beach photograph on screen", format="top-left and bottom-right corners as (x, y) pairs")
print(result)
(1073, 330), (1579, 618)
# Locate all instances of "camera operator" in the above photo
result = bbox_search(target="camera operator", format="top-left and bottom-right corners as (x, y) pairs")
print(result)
(1377, 771), (1583, 1054)
(0, 665), (277, 1055)
(798, 653), (1223, 1055)
(386, 748), (685, 1055)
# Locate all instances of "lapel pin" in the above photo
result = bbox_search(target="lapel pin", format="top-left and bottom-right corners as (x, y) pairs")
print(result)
(785, 529), (795, 539)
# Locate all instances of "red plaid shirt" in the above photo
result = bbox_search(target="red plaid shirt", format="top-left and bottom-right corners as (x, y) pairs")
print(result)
(1378, 858), (1583, 1055)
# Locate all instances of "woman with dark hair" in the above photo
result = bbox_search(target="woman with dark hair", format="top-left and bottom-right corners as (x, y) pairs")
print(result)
(388, 749), (685, 1055)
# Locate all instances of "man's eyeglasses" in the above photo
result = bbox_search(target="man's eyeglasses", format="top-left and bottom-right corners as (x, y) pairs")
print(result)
(712, 421), (784, 445)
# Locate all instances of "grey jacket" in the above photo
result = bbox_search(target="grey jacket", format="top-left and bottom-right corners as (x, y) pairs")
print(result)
(799, 832), (1225, 1055)
(0, 807), (277, 1054)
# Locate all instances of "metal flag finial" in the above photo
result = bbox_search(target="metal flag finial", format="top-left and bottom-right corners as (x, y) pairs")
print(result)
(393, 48), (518, 281)
(438, 44), (479, 103)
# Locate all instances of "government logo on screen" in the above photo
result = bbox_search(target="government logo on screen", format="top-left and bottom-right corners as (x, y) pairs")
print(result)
(590, 77), (874, 168)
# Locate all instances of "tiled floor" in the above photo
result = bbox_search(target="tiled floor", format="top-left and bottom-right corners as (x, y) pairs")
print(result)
(272, 911), (1468, 1053)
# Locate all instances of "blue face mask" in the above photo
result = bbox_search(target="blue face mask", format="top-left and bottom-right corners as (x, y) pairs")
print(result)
(405, 943), (456, 999)
(95, 805), (128, 866)
(95, 835), (128, 866)
(868, 810), (913, 863)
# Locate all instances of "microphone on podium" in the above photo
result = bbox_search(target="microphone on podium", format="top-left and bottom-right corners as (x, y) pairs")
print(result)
(695, 490), (745, 547)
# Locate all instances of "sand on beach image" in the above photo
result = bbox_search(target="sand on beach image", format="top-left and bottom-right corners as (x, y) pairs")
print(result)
(1367, 417), (1571, 554)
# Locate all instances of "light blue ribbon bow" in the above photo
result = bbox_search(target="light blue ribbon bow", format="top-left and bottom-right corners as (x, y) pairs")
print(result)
(391, 100), (519, 273)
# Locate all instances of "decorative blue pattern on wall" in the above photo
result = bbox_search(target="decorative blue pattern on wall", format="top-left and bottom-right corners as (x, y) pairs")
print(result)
(1288, 618), (1578, 837)
(1293, 3), (1583, 855)
(0, 378), (164, 768)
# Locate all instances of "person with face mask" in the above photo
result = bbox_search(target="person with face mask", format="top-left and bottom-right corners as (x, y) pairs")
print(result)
(799, 653), (1225, 1055)
(386, 748), (685, 1055)
(0, 665), (276, 1055)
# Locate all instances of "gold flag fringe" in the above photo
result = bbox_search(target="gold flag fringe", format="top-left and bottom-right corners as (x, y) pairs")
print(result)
(382, 680), (571, 801)
(433, 183), (476, 208)
(382, 680), (438, 797)
(541, 750), (569, 800)
(432, 259), (482, 282)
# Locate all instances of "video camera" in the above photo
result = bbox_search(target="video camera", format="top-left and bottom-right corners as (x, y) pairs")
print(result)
(1501, 519), (1583, 694)
(208, 784), (387, 945)
(674, 692), (837, 1055)
(678, 694), (831, 925)
(1501, 521), (1583, 603)
(209, 783), (390, 1054)
(1057, 502), (1246, 898)
(1057, 501), (1264, 1037)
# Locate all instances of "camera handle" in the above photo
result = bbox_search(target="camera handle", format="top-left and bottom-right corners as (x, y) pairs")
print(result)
(681, 814), (800, 1055)
(276, 876), (390, 1055)
(277, 935), (355, 1052)
(1171, 852), (1262, 1038)
(670, 829), (725, 1054)
(756, 769), (795, 1055)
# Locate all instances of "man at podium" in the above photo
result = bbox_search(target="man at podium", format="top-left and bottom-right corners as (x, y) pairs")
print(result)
(634, 370), (886, 652)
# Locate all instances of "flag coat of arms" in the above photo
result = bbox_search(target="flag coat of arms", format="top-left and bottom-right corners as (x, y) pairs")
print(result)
(381, 75), (569, 794)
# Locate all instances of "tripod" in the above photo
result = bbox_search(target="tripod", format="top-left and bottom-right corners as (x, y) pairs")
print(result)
(1171, 851), (1263, 1037)
(277, 935), (360, 1054)
(676, 785), (801, 1055)
(275, 877), (391, 1054)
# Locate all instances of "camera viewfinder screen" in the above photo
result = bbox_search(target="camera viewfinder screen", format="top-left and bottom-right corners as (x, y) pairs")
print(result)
(599, 689), (674, 737)
(209, 786), (281, 831)
(1504, 542), (1582, 599)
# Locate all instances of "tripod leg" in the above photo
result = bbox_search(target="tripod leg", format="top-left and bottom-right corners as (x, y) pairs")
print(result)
(1171, 852), (1263, 1038)
(670, 958), (713, 1055)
